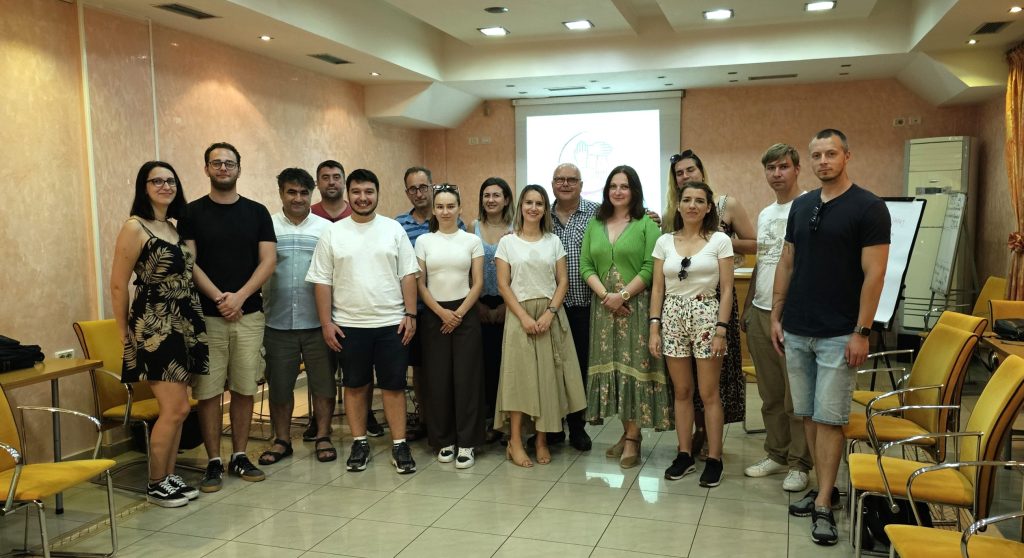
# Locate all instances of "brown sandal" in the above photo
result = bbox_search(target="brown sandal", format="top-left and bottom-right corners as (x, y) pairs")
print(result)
(314, 436), (337, 462)
(258, 438), (293, 465)
(619, 437), (642, 469)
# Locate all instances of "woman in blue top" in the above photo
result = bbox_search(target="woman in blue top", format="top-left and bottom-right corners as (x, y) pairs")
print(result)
(472, 177), (514, 443)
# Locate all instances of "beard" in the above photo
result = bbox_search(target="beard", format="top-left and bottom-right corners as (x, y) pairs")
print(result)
(210, 176), (238, 191)
(351, 200), (378, 216)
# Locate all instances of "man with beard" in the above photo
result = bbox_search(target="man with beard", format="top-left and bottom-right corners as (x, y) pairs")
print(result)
(307, 169), (420, 474)
(181, 142), (277, 492)
(308, 159), (384, 439)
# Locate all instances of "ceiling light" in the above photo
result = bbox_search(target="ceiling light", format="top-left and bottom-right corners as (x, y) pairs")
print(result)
(369, 71), (381, 76)
(563, 19), (594, 31)
(478, 26), (509, 36)
(967, 39), (977, 45)
(258, 35), (273, 41)
(518, 91), (527, 94)
(505, 84), (515, 87)
(1011, 6), (1022, 14)
(703, 9), (734, 21)
(484, 6), (508, 14)
(839, 72), (849, 76)
(805, 1), (836, 12)
(727, 71), (737, 75)
(729, 79), (738, 83)
(602, 86), (610, 89)
(840, 63), (852, 67)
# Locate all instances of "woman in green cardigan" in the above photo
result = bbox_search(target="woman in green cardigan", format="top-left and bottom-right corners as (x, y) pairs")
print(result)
(580, 165), (671, 469)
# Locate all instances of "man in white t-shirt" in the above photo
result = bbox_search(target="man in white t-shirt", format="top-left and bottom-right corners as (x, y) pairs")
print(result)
(740, 143), (811, 491)
(306, 169), (421, 475)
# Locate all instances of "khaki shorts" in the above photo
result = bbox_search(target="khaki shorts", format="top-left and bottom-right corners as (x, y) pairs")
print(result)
(193, 312), (266, 400)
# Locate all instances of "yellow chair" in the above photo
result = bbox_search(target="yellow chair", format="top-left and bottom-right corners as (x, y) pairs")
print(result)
(847, 355), (1024, 557)
(886, 509), (1024, 558)
(844, 324), (978, 459)
(990, 299), (1024, 325)
(73, 319), (200, 494)
(926, 277), (1006, 332)
(0, 385), (117, 558)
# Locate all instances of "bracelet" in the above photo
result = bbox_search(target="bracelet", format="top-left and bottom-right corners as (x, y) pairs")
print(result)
(404, 312), (417, 318)
(713, 331), (726, 338)
(716, 321), (729, 329)
(547, 306), (558, 314)
(601, 291), (610, 301)
(648, 317), (662, 324)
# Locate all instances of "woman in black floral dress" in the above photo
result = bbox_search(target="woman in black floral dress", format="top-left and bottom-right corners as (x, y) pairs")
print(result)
(110, 161), (208, 508)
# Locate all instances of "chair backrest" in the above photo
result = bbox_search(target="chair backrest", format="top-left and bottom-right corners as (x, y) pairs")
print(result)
(903, 324), (979, 456)
(73, 319), (154, 416)
(0, 387), (21, 473)
(973, 277), (1007, 328)
(989, 299), (1024, 324)
(933, 311), (988, 337)
(961, 354), (1024, 518)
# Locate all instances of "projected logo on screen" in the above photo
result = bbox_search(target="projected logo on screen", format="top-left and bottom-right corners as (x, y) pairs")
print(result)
(525, 109), (662, 208)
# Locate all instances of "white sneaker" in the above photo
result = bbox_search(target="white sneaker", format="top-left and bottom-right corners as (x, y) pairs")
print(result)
(744, 456), (788, 478)
(782, 469), (809, 492)
(438, 445), (456, 463)
(455, 447), (475, 469)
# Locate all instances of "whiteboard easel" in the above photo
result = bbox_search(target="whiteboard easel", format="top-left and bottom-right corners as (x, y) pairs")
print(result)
(876, 198), (927, 329)
(930, 192), (967, 296)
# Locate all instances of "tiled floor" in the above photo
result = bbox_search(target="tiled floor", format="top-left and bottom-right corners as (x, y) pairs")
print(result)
(3, 367), (1021, 558)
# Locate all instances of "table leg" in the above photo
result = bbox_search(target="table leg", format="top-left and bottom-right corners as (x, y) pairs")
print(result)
(51, 378), (63, 514)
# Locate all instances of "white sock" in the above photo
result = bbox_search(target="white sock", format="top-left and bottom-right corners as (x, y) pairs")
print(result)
(231, 452), (245, 460)
(393, 438), (406, 446)
(354, 435), (367, 442)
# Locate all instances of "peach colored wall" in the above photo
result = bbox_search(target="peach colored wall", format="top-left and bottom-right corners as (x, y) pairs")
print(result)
(0, 0), (98, 460)
(976, 94), (1013, 284)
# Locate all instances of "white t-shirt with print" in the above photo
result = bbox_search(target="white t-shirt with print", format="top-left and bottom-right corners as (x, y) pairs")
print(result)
(753, 197), (801, 310)
(415, 229), (484, 302)
(305, 215), (420, 328)
(652, 231), (733, 298)
(494, 233), (567, 302)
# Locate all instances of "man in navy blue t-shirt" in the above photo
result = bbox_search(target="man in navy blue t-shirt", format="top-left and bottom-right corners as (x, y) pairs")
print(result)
(770, 129), (890, 547)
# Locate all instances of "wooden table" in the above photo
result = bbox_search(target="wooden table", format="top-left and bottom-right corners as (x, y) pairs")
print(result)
(981, 334), (1024, 361)
(0, 358), (102, 513)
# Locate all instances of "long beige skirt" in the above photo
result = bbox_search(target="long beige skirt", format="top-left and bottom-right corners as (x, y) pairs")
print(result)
(493, 298), (587, 433)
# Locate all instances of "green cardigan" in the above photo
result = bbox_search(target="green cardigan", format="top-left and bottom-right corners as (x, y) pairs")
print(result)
(579, 214), (661, 287)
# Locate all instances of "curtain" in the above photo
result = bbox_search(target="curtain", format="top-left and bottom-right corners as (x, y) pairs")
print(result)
(1006, 44), (1024, 299)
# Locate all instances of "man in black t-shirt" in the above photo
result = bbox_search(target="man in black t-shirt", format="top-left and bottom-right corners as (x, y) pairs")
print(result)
(180, 142), (277, 493)
(770, 129), (890, 547)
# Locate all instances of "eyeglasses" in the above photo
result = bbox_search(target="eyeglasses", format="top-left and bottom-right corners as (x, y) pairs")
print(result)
(432, 183), (459, 193)
(208, 160), (238, 170)
(670, 150), (696, 165)
(406, 184), (429, 195)
(677, 257), (691, 281)
(809, 202), (824, 233)
(147, 177), (177, 189)
(553, 176), (580, 186)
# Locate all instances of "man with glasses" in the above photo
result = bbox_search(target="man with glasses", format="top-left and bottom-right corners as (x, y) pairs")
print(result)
(770, 129), (890, 546)
(396, 167), (463, 441)
(309, 160), (383, 440)
(308, 169), (420, 474)
(741, 144), (811, 493)
(180, 142), (277, 492)
(549, 162), (598, 451)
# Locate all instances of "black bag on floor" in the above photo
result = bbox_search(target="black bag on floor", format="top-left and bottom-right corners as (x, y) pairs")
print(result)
(0, 334), (44, 372)
(859, 495), (933, 551)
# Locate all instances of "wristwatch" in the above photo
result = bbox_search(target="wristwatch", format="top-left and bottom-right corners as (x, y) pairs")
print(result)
(620, 289), (631, 301)
(853, 325), (871, 337)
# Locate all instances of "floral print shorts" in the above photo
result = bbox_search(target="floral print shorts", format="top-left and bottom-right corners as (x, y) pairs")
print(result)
(662, 293), (722, 359)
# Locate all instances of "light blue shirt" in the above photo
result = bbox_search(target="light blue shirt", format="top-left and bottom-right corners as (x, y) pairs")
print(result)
(264, 211), (331, 330)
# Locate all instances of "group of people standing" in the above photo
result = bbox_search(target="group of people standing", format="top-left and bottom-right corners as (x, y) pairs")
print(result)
(110, 128), (890, 548)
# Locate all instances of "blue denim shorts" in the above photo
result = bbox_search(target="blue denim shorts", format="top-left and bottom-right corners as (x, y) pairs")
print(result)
(783, 332), (856, 425)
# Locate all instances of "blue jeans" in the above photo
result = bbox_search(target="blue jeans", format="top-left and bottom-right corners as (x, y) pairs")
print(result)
(783, 332), (856, 426)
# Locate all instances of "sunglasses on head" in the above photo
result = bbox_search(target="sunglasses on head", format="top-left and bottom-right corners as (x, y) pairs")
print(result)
(432, 183), (459, 194)
(678, 257), (692, 281)
(670, 150), (696, 165)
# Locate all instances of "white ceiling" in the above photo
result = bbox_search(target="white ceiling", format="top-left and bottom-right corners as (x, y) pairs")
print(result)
(81, 0), (1023, 121)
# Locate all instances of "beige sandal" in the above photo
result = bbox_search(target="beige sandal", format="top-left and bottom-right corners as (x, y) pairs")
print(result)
(619, 437), (642, 469)
(606, 433), (642, 458)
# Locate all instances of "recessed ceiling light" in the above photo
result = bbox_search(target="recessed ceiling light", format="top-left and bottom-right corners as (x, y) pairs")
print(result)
(1011, 6), (1022, 14)
(727, 71), (737, 75)
(840, 64), (852, 67)
(805, 1), (836, 12)
(839, 72), (849, 76)
(602, 86), (610, 89)
(703, 9), (734, 21)
(369, 71), (381, 76)
(258, 35), (273, 41)
(484, 6), (509, 14)
(563, 19), (594, 31)
(664, 83), (673, 86)
(967, 39), (978, 45)
(505, 84), (515, 87)
(589, 79), (598, 83)
(657, 75), (666, 79)
(729, 79), (738, 83)
(518, 91), (527, 94)
(478, 26), (509, 36)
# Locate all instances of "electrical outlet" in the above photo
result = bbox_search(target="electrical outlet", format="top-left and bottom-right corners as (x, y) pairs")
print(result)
(480, 136), (491, 145)
(54, 349), (74, 359)
(892, 117), (906, 127)
(468, 136), (480, 145)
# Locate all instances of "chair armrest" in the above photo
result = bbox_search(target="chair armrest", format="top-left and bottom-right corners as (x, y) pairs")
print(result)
(866, 349), (914, 361)
(906, 461), (1024, 526)
(18, 406), (104, 459)
(92, 369), (139, 426)
(857, 367), (907, 376)
(876, 426), (975, 455)
(865, 400), (956, 451)
(869, 432), (983, 516)
(964, 509), (1024, 556)
(865, 385), (943, 417)
(0, 443), (23, 515)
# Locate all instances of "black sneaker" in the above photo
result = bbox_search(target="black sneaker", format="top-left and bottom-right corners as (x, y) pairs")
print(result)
(391, 441), (417, 474)
(568, 429), (592, 452)
(347, 439), (372, 472)
(366, 412), (385, 437)
(147, 477), (189, 508)
(789, 487), (841, 517)
(228, 454), (266, 482)
(811, 506), (839, 546)
(699, 458), (724, 487)
(167, 474), (199, 500)
(199, 459), (224, 493)
(665, 452), (697, 480)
